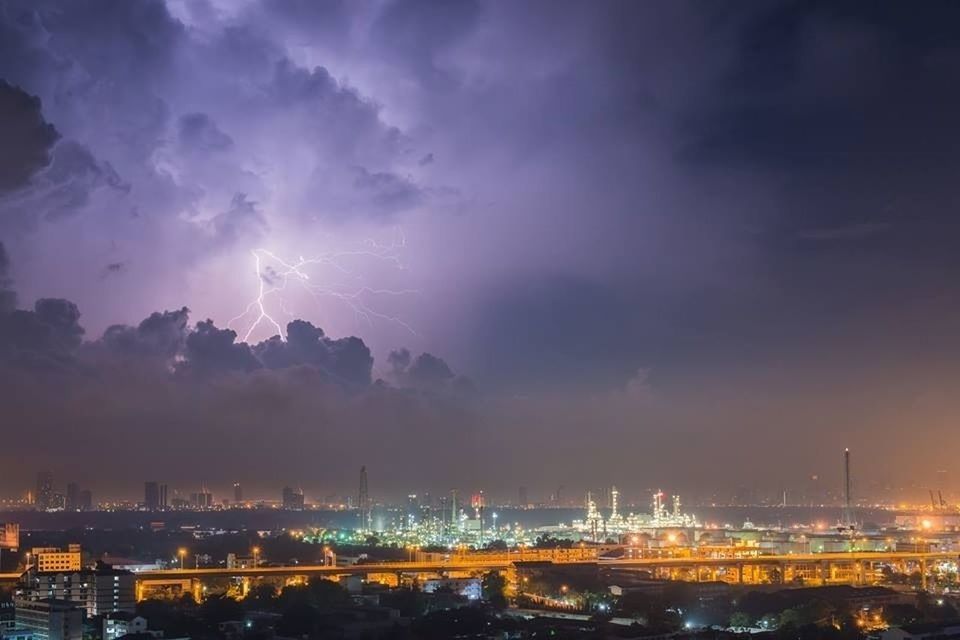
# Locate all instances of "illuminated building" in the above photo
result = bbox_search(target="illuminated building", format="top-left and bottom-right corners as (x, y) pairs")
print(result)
(358, 467), (371, 531)
(572, 489), (699, 540)
(31, 546), (82, 574)
(0, 523), (19, 550)
(102, 613), (148, 640)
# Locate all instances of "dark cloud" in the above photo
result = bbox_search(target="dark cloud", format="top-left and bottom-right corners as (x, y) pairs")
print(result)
(101, 262), (127, 278)
(0, 298), (84, 368)
(386, 347), (465, 392)
(210, 193), (267, 245)
(180, 319), (262, 376)
(351, 167), (423, 214)
(387, 347), (411, 373)
(100, 307), (190, 360)
(407, 352), (454, 386)
(253, 319), (373, 387)
(0, 80), (60, 193)
(178, 112), (234, 152)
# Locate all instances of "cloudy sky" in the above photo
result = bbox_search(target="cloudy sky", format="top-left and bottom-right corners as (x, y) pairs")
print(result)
(2, 0), (960, 503)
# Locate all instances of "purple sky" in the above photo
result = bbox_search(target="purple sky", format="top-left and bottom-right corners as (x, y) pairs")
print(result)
(2, 1), (960, 503)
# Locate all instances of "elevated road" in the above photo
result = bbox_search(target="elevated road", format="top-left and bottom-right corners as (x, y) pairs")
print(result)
(132, 550), (955, 580)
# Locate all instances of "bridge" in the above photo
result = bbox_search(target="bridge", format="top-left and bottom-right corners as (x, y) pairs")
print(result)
(4, 551), (953, 598)
(129, 550), (955, 599)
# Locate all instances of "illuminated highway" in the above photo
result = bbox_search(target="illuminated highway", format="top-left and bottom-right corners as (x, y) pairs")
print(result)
(130, 550), (955, 581)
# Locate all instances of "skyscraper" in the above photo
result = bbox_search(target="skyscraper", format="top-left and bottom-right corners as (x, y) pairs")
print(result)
(282, 486), (304, 510)
(518, 486), (528, 508)
(233, 482), (243, 505)
(144, 482), (160, 510)
(36, 472), (54, 511)
(65, 483), (80, 512)
(358, 467), (370, 531)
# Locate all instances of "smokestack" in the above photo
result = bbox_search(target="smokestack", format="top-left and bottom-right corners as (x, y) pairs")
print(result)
(844, 448), (851, 513)
(842, 447), (855, 528)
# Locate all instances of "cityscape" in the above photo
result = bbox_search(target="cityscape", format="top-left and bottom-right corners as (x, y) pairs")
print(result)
(4, 1), (960, 639)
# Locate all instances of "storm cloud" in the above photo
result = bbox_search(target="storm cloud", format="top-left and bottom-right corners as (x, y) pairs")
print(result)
(3, 1), (960, 501)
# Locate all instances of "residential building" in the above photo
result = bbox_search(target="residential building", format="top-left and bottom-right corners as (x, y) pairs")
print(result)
(102, 614), (151, 640)
(22, 567), (135, 618)
(14, 600), (81, 640)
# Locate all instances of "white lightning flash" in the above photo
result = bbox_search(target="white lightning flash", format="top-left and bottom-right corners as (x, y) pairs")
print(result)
(227, 233), (417, 343)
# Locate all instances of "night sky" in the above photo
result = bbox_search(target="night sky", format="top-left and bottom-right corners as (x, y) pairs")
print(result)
(2, 1), (960, 502)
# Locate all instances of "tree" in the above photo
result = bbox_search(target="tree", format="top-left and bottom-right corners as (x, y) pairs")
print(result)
(729, 611), (752, 628)
(482, 571), (507, 609)
(244, 583), (277, 610)
(200, 594), (244, 625)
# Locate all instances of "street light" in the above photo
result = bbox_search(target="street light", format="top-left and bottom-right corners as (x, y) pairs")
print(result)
(252, 546), (260, 568)
(178, 548), (187, 571)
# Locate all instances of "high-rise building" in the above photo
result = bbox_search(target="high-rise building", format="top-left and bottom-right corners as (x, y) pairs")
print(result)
(144, 482), (160, 511)
(233, 482), (242, 505)
(21, 567), (135, 618)
(159, 484), (168, 509)
(190, 491), (213, 509)
(77, 491), (92, 512)
(518, 486), (528, 508)
(358, 467), (370, 531)
(35, 473), (54, 512)
(281, 486), (304, 510)
(64, 484), (79, 512)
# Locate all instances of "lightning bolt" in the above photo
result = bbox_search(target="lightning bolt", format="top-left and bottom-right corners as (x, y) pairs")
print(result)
(228, 231), (418, 343)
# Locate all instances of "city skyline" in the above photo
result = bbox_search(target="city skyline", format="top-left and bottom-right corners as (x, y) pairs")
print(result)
(4, 1), (960, 495)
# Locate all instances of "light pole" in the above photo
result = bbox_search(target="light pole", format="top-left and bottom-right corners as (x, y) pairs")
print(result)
(252, 546), (260, 568)
(178, 548), (186, 571)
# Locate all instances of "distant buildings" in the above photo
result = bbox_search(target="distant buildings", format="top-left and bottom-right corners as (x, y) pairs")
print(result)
(64, 485), (79, 513)
(282, 487), (304, 510)
(225, 553), (258, 570)
(64, 484), (92, 512)
(189, 490), (213, 509)
(0, 523), (19, 550)
(143, 482), (167, 511)
(35, 473), (54, 512)
(233, 482), (242, 505)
